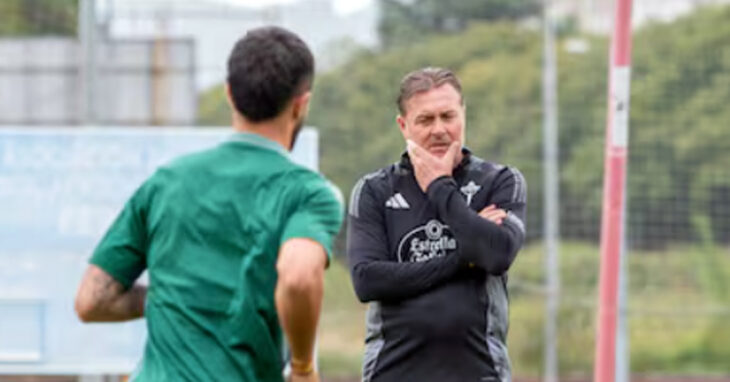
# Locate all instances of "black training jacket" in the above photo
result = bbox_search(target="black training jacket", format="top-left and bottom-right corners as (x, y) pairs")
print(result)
(347, 149), (527, 382)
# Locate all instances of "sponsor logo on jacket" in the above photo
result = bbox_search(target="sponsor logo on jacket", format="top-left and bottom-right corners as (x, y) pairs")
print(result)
(397, 219), (457, 262)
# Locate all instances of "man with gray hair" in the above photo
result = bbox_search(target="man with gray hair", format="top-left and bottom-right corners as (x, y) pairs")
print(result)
(347, 67), (527, 381)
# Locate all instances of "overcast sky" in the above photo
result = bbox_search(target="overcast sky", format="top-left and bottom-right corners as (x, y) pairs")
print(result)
(108, 0), (375, 16)
(215, 0), (374, 15)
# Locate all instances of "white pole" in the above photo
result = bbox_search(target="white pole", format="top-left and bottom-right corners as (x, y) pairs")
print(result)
(542, 1), (560, 381)
(78, 0), (97, 124)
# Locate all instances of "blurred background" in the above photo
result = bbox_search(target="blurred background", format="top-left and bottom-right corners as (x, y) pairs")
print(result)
(1, 0), (730, 381)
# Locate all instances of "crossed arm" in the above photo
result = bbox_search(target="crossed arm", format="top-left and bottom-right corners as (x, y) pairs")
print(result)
(347, 181), (518, 303)
(348, 144), (526, 303)
(426, 174), (526, 274)
(347, 177), (467, 303)
(74, 265), (147, 322)
(408, 140), (527, 274)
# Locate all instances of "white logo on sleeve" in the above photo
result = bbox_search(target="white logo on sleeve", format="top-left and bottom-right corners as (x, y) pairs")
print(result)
(385, 193), (410, 209)
(460, 180), (482, 206)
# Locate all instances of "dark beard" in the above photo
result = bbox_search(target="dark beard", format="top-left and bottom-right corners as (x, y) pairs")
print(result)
(289, 119), (304, 151)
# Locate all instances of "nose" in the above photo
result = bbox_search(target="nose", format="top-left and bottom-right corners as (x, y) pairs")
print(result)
(431, 119), (447, 137)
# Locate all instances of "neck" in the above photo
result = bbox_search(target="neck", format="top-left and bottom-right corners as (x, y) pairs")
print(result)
(232, 113), (292, 150)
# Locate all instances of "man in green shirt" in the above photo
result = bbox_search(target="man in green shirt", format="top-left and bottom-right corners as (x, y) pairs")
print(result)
(74, 26), (342, 382)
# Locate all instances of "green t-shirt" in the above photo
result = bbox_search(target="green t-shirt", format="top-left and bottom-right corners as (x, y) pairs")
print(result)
(89, 132), (343, 382)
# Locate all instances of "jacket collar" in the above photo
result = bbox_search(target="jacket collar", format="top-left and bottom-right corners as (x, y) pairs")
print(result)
(398, 146), (472, 173)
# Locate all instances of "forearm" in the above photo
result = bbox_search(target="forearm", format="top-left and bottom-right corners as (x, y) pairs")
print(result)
(427, 176), (524, 274)
(75, 265), (146, 323)
(275, 271), (323, 367)
(91, 284), (147, 322)
(350, 254), (461, 303)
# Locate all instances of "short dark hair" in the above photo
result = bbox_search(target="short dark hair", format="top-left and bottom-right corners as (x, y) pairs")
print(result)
(227, 26), (314, 122)
(397, 67), (463, 115)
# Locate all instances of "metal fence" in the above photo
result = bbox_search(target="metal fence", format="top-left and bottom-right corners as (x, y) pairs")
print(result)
(2, 0), (730, 381)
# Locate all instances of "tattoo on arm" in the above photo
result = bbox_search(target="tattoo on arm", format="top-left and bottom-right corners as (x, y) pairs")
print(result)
(76, 265), (146, 322)
(90, 269), (123, 303)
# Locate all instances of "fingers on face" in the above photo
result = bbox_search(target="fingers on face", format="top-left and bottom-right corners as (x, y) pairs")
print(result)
(449, 140), (461, 153)
(407, 142), (421, 165)
(407, 139), (428, 163)
(406, 139), (415, 153)
(444, 140), (460, 162)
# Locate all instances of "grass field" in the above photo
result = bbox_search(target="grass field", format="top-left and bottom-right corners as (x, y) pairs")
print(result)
(3, 243), (728, 381)
(319, 242), (730, 378)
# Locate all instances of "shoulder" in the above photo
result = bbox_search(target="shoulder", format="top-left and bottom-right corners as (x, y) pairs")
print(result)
(350, 166), (393, 194)
(149, 146), (226, 189)
(493, 164), (527, 197)
(464, 154), (504, 176)
(283, 164), (344, 211)
(469, 154), (525, 181)
(467, 154), (526, 200)
(348, 166), (394, 218)
(280, 156), (331, 188)
(165, 144), (224, 170)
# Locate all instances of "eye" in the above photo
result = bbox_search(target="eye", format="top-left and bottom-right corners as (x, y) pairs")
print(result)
(441, 112), (456, 121)
(416, 116), (434, 126)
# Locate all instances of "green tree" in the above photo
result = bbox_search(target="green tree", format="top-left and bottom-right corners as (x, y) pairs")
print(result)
(198, 6), (730, 374)
(378, 0), (541, 48)
(198, 5), (730, 250)
(0, 0), (78, 36)
(198, 85), (230, 126)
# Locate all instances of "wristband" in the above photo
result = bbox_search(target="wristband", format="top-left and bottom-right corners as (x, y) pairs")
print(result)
(290, 358), (314, 375)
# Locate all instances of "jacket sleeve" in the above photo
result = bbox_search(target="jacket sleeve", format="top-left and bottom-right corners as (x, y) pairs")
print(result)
(426, 167), (527, 275)
(347, 177), (461, 303)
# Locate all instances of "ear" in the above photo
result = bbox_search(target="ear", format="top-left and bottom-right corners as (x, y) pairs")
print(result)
(396, 114), (409, 139)
(292, 91), (312, 121)
(460, 104), (467, 143)
(225, 83), (234, 109)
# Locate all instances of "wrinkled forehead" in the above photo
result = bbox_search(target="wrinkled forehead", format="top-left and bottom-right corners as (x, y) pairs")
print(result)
(404, 84), (464, 117)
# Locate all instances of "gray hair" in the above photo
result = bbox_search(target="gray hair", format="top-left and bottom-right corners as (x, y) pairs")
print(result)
(397, 67), (463, 115)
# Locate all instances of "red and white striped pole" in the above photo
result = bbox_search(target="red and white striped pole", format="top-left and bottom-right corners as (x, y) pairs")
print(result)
(594, 0), (634, 381)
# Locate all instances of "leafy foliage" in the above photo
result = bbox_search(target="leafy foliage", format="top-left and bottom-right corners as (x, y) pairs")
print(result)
(0, 0), (78, 36)
(196, 6), (730, 375)
(378, 0), (541, 48)
(199, 6), (730, 248)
